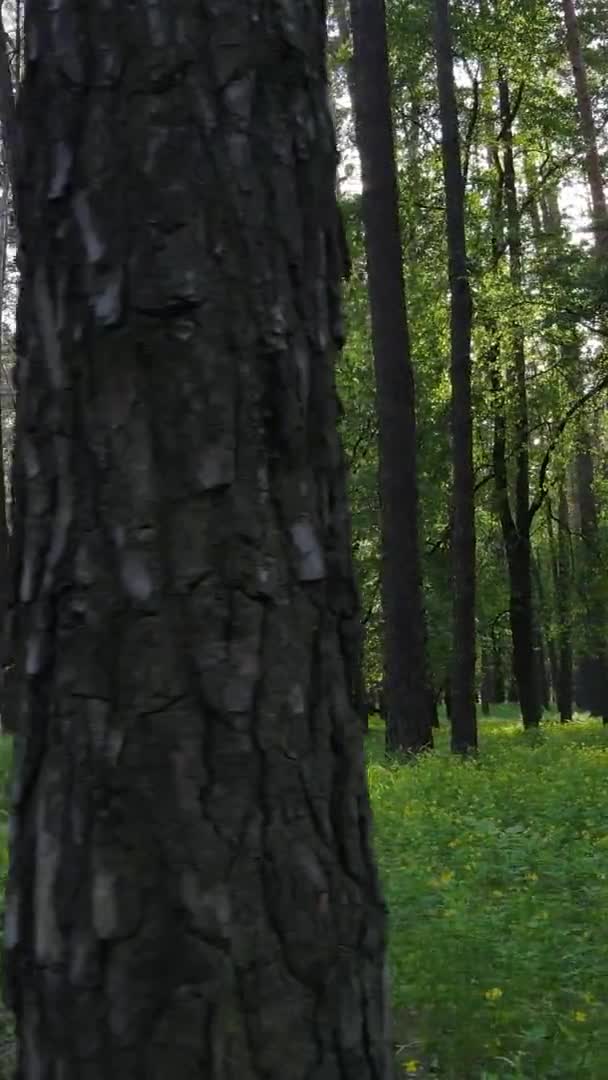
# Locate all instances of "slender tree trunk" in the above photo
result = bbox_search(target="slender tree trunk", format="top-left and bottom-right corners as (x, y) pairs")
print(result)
(0, 9), (18, 725)
(480, 640), (491, 716)
(434, 0), (477, 754)
(507, 664), (519, 704)
(496, 74), (541, 729)
(560, 3), (608, 719)
(430, 688), (440, 729)
(349, 0), (433, 753)
(575, 437), (608, 722)
(562, 0), (608, 253)
(444, 677), (452, 720)
(538, 519), (561, 716)
(332, 0), (374, 737)
(491, 627), (506, 703)
(536, 186), (602, 719)
(334, 0), (357, 111)
(550, 487), (574, 720)
(6, 5), (391, 1075)
(0, 7), (18, 198)
(0, 169), (10, 698)
(545, 619), (560, 715)
(531, 558), (550, 711)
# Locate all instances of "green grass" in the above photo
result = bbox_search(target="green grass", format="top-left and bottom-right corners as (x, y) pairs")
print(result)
(368, 708), (608, 1079)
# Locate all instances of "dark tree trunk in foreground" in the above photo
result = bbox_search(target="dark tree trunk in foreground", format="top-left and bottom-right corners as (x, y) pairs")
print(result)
(349, 0), (433, 753)
(6, 5), (390, 1076)
(495, 76), (542, 729)
(434, 0), (477, 754)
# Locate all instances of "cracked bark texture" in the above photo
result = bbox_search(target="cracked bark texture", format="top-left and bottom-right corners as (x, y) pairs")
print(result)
(6, 3), (390, 1077)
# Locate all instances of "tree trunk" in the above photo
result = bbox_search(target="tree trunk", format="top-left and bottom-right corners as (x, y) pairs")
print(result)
(334, 0), (357, 115)
(531, 562), (550, 712)
(537, 188), (601, 721)
(491, 628), (506, 703)
(562, 0), (608, 253)
(349, 0), (433, 753)
(480, 640), (492, 716)
(560, 2), (608, 719)
(496, 74), (541, 729)
(0, 7), (18, 197)
(444, 676), (452, 720)
(434, 0), (477, 755)
(0, 168), (10, 719)
(556, 486), (574, 721)
(575, 439), (608, 721)
(6, 6), (391, 1076)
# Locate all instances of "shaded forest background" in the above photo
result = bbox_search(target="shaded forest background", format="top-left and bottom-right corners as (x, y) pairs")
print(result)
(328, 0), (608, 752)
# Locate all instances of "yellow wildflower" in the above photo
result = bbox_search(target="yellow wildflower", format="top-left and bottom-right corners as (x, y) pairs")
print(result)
(484, 987), (503, 1002)
(573, 1011), (587, 1023)
(430, 870), (454, 887)
(403, 1061), (420, 1075)
(526, 872), (538, 882)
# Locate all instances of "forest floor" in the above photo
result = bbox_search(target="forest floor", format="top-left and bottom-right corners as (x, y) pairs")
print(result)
(370, 707), (608, 1079)
(0, 712), (606, 1077)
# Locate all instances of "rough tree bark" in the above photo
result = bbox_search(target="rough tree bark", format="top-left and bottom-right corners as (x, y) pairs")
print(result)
(349, 0), (433, 752)
(434, 0), (477, 754)
(5, 3), (391, 1076)
(495, 74), (542, 729)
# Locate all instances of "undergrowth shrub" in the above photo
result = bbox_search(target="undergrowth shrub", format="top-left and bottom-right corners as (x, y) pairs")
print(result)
(368, 711), (608, 1079)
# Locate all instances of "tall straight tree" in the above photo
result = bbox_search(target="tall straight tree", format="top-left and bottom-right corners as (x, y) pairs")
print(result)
(433, 0), (477, 754)
(561, 0), (608, 721)
(349, 0), (433, 752)
(562, 0), (608, 253)
(547, 487), (574, 722)
(494, 74), (542, 729)
(6, 3), (390, 1075)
